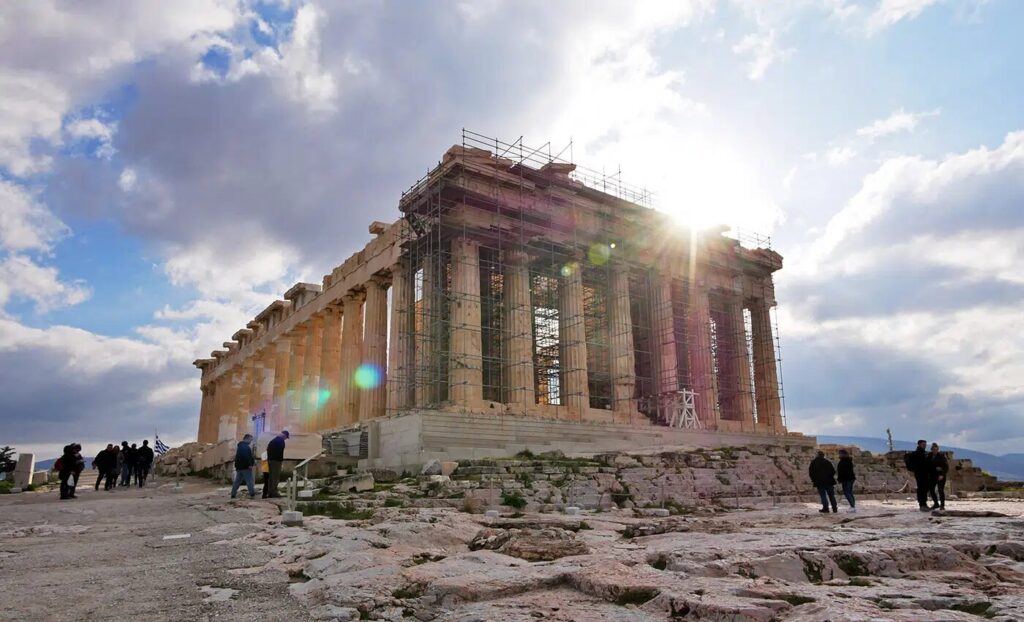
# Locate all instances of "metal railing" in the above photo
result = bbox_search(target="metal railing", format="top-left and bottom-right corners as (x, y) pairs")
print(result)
(287, 450), (325, 511)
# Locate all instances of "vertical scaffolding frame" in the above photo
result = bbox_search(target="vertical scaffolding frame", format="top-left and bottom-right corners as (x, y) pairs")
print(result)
(390, 129), (785, 430)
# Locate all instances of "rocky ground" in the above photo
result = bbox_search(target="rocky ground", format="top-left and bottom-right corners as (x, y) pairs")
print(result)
(2, 477), (1022, 621)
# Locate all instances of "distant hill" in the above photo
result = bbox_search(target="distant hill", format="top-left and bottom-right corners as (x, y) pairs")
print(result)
(817, 436), (1024, 481)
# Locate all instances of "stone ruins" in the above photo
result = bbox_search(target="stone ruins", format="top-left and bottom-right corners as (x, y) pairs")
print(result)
(194, 132), (799, 468)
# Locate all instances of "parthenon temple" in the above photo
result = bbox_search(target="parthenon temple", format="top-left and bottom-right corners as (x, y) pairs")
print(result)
(194, 132), (792, 467)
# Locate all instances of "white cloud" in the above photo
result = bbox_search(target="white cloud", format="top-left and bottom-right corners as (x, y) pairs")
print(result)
(0, 180), (68, 252)
(732, 29), (794, 80)
(866, 0), (941, 34)
(0, 254), (91, 313)
(856, 107), (940, 139)
(825, 145), (857, 166)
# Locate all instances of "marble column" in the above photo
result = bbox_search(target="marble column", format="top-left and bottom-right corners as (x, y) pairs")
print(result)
(220, 372), (240, 441)
(300, 314), (324, 432)
(608, 263), (637, 421)
(360, 275), (389, 421)
(504, 249), (535, 408)
(285, 325), (307, 431)
(234, 361), (253, 440)
(710, 294), (753, 427)
(318, 305), (342, 430)
(559, 260), (589, 417)
(449, 238), (483, 406)
(257, 349), (275, 423)
(415, 259), (436, 407)
(271, 337), (291, 432)
(687, 283), (719, 428)
(197, 386), (214, 443)
(650, 271), (678, 396)
(387, 260), (413, 413)
(750, 299), (784, 432)
(338, 291), (365, 426)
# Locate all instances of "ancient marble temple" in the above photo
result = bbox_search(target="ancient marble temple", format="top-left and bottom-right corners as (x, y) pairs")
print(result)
(194, 133), (788, 463)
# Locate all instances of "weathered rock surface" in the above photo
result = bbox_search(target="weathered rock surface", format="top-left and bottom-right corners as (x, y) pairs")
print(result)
(235, 498), (1024, 621)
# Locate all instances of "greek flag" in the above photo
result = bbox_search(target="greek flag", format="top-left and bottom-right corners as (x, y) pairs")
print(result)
(154, 436), (170, 455)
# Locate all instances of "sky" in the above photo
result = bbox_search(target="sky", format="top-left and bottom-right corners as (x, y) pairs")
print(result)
(1, 0), (1021, 460)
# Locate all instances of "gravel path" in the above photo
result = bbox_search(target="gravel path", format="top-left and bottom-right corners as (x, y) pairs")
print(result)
(0, 477), (308, 621)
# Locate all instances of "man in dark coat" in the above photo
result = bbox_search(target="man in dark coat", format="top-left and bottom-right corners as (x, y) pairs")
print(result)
(57, 444), (76, 500)
(92, 444), (114, 491)
(836, 448), (856, 513)
(905, 439), (931, 511)
(265, 430), (289, 499)
(230, 434), (257, 499)
(928, 443), (949, 510)
(137, 440), (154, 487)
(808, 450), (838, 513)
(119, 441), (133, 486)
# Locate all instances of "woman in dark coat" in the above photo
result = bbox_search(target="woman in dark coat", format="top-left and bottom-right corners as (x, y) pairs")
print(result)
(929, 443), (949, 510)
(836, 448), (856, 513)
(56, 444), (76, 500)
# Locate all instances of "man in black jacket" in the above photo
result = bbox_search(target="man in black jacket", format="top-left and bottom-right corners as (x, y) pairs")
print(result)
(928, 443), (949, 510)
(836, 448), (856, 513)
(905, 439), (931, 511)
(264, 430), (289, 499)
(808, 450), (838, 513)
(230, 434), (257, 499)
(92, 444), (114, 491)
(136, 440), (154, 487)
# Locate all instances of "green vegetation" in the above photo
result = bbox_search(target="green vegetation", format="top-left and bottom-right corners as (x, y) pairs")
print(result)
(515, 449), (535, 459)
(848, 577), (873, 587)
(801, 558), (824, 584)
(0, 480), (13, 494)
(501, 491), (527, 509)
(950, 602), (994, 617)
(383, 497), (404, 507)
(299, 501), (374, 520)
(578, 520), (593, 530)
(834, 554), (868, 577)
(392, 583), (425, 599)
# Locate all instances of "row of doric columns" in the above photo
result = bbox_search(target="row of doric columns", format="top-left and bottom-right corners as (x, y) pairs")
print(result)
(196, 237), (785, 443)
(400, 236), (783, 432)
(197, 265), (406, 443)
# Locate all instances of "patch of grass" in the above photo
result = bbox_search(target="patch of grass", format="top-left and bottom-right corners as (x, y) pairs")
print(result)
(876, 600), (897, 611)
(578, 521), (593, 530)
(0, 480), (13, 494)
(501, 491), (527, 509)
(392, 583), (425, 599)
(615, 588), (659, 606)
(779, 595), (815, 606)
(299, 501), (374, 521)
(383, 497), (404, 508)
(848, 577), (873, 587)
(410, 552), (446, 565)
(515, 449), (535, 459)
(950, 602), (993, 617)
(835, 554), (868, 577)
(650, 556), (668, 571)
(801, 558), (824, 584)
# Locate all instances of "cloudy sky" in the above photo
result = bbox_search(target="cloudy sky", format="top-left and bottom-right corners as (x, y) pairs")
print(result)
(1, 0), (1021, 460)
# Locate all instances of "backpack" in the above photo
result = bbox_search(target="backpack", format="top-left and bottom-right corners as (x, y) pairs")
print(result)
(54, 457), (64, 472)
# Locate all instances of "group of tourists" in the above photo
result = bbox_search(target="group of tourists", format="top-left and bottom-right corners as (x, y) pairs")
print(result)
(53, 440), (156, 499)
(808, 440), (950, 514)
(91, 440), (156, 491)
(229, 430), (289, 500)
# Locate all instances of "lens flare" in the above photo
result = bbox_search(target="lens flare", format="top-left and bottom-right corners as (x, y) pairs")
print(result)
(560, 262), (579, 278)
(588, 243), (611, 266)
(354, 363), (382, 389)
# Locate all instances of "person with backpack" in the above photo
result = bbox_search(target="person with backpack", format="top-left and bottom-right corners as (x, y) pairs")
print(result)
(56, 444), (76, 500)
(265, 430), (289, 499)
(905, 439), (931, 511)
(836, 448), (856, 513)
(808, 450), (838, 513)
(137, 440), (154, 487)
(230, 434), (257, 499)
(928, 443), (949, 510)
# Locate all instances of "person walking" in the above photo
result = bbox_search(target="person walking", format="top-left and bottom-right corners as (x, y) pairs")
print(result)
(92, 444), (114, 491)
(129, 443), (140, 485)
(119, 441), (133, 486)
(809, 450), (838, 513)
(905, 439), (931, 511)
(137, 440), (154, 487)
(230, 434), (257, 499)
(68, 444), (85, 499)
(107, 445), (120, 491)
(56, 444), (76, 500)
(836, 448), (857, 513)
(265, 430), (289, 499)
(928, 443), (949, 510)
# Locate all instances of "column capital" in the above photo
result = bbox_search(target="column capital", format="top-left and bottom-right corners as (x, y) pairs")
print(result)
(367, 273), (390, 290)
(342, 290), (366, 305)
